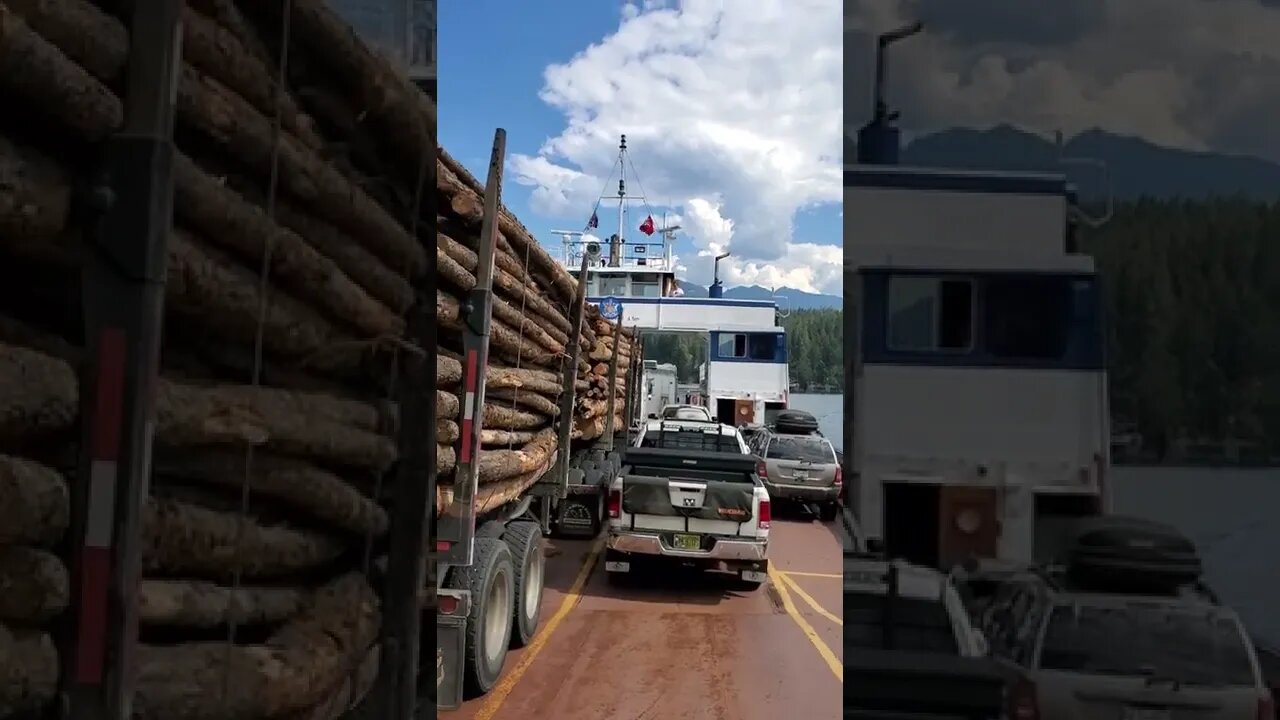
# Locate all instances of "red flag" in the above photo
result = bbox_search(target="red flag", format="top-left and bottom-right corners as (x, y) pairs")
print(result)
(638, 215), (655, 236)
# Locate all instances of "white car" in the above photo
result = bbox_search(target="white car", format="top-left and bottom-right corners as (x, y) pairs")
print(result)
(658, 404), (714, 422)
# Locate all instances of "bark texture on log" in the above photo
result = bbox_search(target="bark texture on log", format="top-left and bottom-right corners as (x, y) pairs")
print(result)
(0, 624), (57, 717)
(0, 545), (67, 623)
(133, 573), (379, 720)
(0, 454), (68, 547)
(0, 341), (77, 441)
(436, 390), (459, 420)
(152, 449), (388, 537)
(486, 389), (559, 418)
(5, 0), (128, 81)
(435, 444), (454, 476)
(480, 429), (536, 447)
(0, 5), (121, 141)
(437, 355), (461, 385)
(482, 403), (547, 431)
(0, 126), (72, 242)
(484, 366), (566, 396)
(139, 579), (305, 629)
(435, 419), (458, 445)
(142, 498), (345, 581)
(477, 429), (557, 483)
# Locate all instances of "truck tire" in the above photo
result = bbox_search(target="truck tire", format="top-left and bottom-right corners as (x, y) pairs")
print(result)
(459, 538), (515, 697)
(503, 521), (544, 648)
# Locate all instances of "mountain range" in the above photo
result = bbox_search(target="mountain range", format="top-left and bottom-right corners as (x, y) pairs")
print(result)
(849, 124), (1280, 201)
(675, 281), (842, 310)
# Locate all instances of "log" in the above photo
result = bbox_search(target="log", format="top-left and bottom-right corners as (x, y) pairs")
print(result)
(435, 239), (571, 337)
(486, 389), (560, 418)
(138, 579), (305, 628)
(187, 0), (275, 72)
(435, 419), (458, 445)
(478, 428), (557, 483)
(437, 153), (576, 305)
(142, 498), (345, 580)
(482, 403), (547, 431)
(0, 545), (67, 623)
(0, 340), (77, 441)
(485, 366), (566, 396)
(133, 573), (379, 720)
(155, 378), (398, 471)
(165, 230), (362, 370)
(435, 443), (454, 476)
(281, 641), (379, 720)
(0, 454), (68, 547)
(437, 231), (571, 342)
(0, 118), (72, 243)
(0, 4), (121, 141)
(0, 625), (57, 717)
(151, 449), (388, 537)
(437, 355), (462, 386)
(480, 429), (536, 446)
(436, 390), (458, 420)
(176, 63), (425, 274)
(273, 199), (413, 314)
(244, 0), (434, 188)
(437, 291), (560, 368)
(5, 0), (128, 81)
(180, 6), (323, 149)
(171, 154), (402, 339)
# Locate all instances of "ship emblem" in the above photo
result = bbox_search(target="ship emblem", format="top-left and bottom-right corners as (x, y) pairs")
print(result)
(600, 296), (622, 320)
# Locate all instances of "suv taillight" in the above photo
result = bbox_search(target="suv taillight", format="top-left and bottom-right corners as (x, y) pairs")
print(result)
(758, 499), (771, 530)
(833, 465), (843, 497)
(607, 489), (621, 519)
(1009, 678), (1039, 720)
(756, 459), (768, 478)
(1260, 689), (1275, 720)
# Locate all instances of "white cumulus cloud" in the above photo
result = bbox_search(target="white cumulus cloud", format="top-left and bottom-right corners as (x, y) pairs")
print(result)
(509, 0), (843, 293)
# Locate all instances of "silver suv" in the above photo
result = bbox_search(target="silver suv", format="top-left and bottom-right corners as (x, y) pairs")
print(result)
(980, 570), (1273, 720)
(749, 429), (841, 521)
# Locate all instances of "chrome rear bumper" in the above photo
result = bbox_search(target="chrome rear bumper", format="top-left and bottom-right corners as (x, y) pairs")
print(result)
(607, 531), (768, 561)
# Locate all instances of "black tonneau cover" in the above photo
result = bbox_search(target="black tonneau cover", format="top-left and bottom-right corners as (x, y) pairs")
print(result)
(620, 448), (757, 523)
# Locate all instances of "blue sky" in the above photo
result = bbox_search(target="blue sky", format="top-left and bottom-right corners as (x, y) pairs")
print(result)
(440, 0), (844, 295)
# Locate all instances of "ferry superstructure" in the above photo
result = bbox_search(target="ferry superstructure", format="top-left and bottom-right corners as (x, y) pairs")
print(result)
(555, 137), (791, 426)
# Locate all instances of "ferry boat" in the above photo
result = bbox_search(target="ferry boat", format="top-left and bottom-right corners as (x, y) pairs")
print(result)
(846, 26), (1110, 570)
(555, 137), (791, 427)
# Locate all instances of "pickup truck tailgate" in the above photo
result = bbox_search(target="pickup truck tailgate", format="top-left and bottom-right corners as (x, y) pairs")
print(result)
(622, 474), (754, 535)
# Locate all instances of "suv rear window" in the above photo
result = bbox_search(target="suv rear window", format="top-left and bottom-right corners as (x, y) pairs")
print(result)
(846, 593), (959, 653)
(765, 436), (835, 463)
(1038, 604), (1257, 686)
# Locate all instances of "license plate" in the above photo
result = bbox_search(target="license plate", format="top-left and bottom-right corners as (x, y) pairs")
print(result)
(605, 561), (630, 572)
(672, 533), (701, 550)
(741, 570), (767, 583)
(1124, 707), (1170, 720)
(794, 471), (809, 480)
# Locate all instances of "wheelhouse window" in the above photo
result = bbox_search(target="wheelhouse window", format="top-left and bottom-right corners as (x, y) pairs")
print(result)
(631, 280), (660, 297)
(886, 276), (974, 352)
(983, 276), (1073, 360)
(717, 333), (779, 361)
(718, 333), (747, 358)
(596, 274), (628, 296)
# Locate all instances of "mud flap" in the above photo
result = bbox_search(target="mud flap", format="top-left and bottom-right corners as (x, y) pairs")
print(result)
(436, 613), (466, 709)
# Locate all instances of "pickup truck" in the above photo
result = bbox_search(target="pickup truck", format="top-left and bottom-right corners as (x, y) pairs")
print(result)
(605, 447), (771, 589)
(846, 556), (1008, 719)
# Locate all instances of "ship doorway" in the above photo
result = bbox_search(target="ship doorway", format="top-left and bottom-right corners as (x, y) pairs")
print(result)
(1033, 493), (1098, 563)
(715, 398), (736, 425)
(883, 482), (940, 568)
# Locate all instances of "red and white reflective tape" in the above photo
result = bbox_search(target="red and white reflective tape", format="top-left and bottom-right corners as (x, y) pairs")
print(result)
(459, 350), (479, 463)
(75, 328), (126, 685)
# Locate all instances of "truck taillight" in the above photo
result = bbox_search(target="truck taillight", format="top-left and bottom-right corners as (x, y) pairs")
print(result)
(1259, 689), (1275, 720)
(607, 489), (621, 518)
(834, 464), (842, 488)
(1009, 678), (1039, 720)
(756, 460), (767, 478)
(758, 499), (771, 530)
(438, 594), (459, 616)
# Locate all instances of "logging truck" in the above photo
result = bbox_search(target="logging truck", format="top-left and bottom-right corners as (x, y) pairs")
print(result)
(434, 132), (640, 709)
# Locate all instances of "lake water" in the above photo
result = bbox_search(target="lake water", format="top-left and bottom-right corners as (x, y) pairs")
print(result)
(792, 394), (1280, 651)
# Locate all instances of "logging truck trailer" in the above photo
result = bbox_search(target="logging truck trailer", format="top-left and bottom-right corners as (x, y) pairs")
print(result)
(434, 129), (636, 709)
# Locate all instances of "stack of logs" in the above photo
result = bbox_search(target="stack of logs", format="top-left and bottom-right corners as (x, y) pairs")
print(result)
(0, 1), (636, 719)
